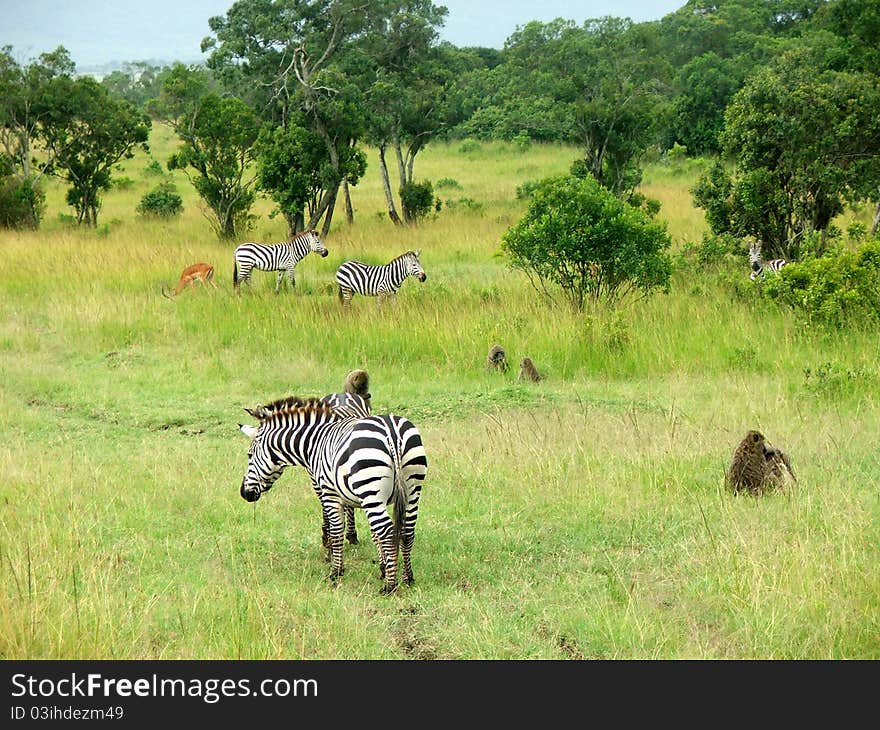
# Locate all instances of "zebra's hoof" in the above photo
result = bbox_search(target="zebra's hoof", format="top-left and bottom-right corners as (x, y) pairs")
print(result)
(346, 535), (359, 545)
(380, 583), (398, 595)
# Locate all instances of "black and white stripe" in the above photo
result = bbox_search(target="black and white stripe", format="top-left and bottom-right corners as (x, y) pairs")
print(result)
(233, 229), (328, 292)
(749, 240), (788, 280)
(238, 395), (427, 593)
(336, 250), (426, 306)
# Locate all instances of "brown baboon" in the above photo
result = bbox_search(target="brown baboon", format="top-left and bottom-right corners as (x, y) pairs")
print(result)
(344, 369), (370, 399)
(518, 357), (542, 383)
(486, 344), (508, 372)
(725, 430), (794, 495)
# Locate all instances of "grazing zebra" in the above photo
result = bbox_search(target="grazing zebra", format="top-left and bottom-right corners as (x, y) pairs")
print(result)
(749, 239), (788, 280)
(233, 229), (328, 293)
(243, 390), (371, 549)
(238, 395), (427, 592)
(336, 250), (426, 306)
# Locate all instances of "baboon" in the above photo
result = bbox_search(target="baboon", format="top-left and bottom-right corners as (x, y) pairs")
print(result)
(725, 430), (795, 495)
(486, 344), (508, 372)
(344, 369), (370, 399)
(518, 357), (542, 383)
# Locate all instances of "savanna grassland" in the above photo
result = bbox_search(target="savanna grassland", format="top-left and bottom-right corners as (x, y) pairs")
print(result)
(1, 123), (878, 659)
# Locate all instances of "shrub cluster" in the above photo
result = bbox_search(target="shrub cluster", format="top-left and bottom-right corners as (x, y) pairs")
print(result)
(0, 176), (45, 229)
(136, 181), (183, 218)
(763, 240), (880, 328)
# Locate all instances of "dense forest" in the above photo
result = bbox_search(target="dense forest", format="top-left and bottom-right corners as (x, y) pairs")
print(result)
(2, 0), (879, 256)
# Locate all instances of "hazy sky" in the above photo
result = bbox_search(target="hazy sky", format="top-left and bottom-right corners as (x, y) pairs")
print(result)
(1, 0), (684, 69)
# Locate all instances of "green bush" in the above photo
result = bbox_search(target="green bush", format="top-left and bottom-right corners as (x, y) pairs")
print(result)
(136, 182), (183, 218)
(436, 178), (462, 189)
(399, 181), (437, 224)
(501, 174), (673, 309)
(0, 176), (45, 229)
(764, 240), (880, 328)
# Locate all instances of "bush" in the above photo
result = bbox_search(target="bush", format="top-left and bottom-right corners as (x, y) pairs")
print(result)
(0, 176), (45, 229)
(501, 174), (673, 309)
(436, 178), (462, 189)
(399, 181), (437, 224)
(763, 240), (880, 328)
(144, 160), (165, 176)
(458, 139), (481, 154)
(137, 182), (183, 218)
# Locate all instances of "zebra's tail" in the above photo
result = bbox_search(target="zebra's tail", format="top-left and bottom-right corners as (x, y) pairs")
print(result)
(233, 259), (239, 291)
(389, 432), (406, 559)
(392, 463), (406, 563)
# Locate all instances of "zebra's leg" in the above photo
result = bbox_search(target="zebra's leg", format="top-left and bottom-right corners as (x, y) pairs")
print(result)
(370, 511), (399, 593)
(339, 288), (353, 308)
(322, 498), (346, 580)
(275, 271), (285, 294)
(400, 488), (421, 586)
(345, 505), (358, 544)
(287, 266), (296, 291)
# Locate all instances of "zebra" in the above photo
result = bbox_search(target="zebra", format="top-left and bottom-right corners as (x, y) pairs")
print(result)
(233, 229), (328, 293)
(336, 250), (427, 306)
(749, 239), (788, 280)
(238, 395), (427, 593)
(243, 390), (371, 549)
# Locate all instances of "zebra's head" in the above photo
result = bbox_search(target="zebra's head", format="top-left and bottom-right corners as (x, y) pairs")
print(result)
(304, 230), (328, 258)
(238, 416), (284, 502)
(408, 250), (427, 282)
(748, 240), (762, 265)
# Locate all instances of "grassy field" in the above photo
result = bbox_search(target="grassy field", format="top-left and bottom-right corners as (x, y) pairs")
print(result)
(1, 126), (878, 659)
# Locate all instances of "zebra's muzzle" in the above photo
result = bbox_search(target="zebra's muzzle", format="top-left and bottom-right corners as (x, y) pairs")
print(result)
(240, 482), (261, 502)
(319, 249), (329, 257)
(417, 273), (427, 282)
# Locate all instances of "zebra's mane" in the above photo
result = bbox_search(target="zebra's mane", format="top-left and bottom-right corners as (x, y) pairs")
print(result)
(390, 250), (417, 263)
(256, 396), (335, 420)
(290, 229), (318, 242)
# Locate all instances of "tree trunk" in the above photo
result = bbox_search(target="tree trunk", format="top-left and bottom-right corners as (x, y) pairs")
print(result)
(871, 192), (880, 237)
(378, 144), (402, 225)
(286, 211), (305, 236)
(393, 138), (412, 223)
(342, 178), (354, 225)
(321, 183), (338, 237)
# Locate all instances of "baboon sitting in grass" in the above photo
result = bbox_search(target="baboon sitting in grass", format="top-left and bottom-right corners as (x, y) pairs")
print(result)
(486, 344), (508, 372)
(344, 369), (370, 400)
(518, 357), (542, 383)
(725, 430), (795, 495)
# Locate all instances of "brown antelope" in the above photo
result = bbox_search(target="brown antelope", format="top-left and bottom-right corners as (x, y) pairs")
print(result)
(162, 263), (217, 299)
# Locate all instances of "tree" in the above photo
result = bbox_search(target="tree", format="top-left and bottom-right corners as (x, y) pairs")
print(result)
(0, 45), (74, 226)
(151, 64), (261, 239)
(566, 18), (671, 201)
(36, 76), (150, 226)
(362, 1), (452, 224)
(668, 52), (744, 155)
(694, 49), (880, 258)
(203, 0), (386, 234)
(256, 117), (365, 235)
(501, 175), (672, 310)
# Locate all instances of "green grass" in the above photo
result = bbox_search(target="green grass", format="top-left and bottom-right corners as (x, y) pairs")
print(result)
(1, 128), (878, 658)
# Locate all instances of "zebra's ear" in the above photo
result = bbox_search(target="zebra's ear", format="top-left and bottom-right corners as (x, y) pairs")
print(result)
(244, 405), (267, 419)
(414, 249), (421, 257)
(239, 423), (259, 439)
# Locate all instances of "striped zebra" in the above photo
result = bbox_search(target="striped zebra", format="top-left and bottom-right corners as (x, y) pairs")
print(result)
(336, 250), (426, 306)
(238, 395), (427, 592)
(749, 239), (788, 280)
(243, 391), (370, 549)
(233, 229), (328, 293)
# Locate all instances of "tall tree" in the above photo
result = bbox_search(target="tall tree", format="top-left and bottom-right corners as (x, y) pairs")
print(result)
(0, 45), (74, 226)
(36, 76), (150, 226)
(203, 0), (386, 234)
(695, 48), (880, 257)
(150, 63), (262, 240)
